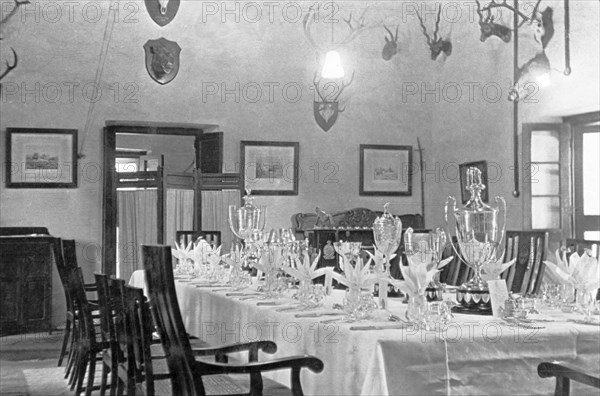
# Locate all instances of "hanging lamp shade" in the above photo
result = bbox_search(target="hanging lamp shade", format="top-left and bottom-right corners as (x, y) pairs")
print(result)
(321, 50), (345, 79)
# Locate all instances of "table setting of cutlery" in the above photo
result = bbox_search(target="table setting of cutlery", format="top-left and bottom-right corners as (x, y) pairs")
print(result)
(294, 312), (345, 318)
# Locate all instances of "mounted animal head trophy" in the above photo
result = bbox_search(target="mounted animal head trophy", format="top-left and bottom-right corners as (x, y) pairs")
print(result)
(415, 6), (452, 60)
(475, 0), (512, 43)
(144, 0), (180, 27)
(303, 5), (372, 132)
(475, 0), (543, 43)
(143, 38), (181, 85)
(313, 71), (354, 132)
(382, 25), (400, 61)
(0, 0), (29, 91)
(509, 5), (554, 102)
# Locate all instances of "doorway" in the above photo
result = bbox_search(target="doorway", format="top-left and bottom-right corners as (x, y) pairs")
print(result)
(102, 121), (219, 277)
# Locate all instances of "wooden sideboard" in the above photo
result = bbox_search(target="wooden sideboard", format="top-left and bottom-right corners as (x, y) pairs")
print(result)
(0, 234), (55, 335)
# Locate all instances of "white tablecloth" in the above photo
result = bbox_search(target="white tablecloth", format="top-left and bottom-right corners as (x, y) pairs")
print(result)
(129, 271), (600, 396)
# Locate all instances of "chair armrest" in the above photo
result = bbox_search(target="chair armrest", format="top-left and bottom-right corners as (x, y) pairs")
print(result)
(538, 361), (600, 395)
(191, 341), (277, 363)
(196, 354), (324, 375)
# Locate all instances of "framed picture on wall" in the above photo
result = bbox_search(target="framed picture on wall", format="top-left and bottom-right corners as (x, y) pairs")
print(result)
(5, 128), (78, 188)
(459, 160), (489, 204)
(359, 144), (413, 196)
(240, 141), (299, 195)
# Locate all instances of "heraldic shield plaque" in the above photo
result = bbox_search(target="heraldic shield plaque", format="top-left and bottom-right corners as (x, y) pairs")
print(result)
(144, 38), (181, 85)
(145, 0), (180, 27)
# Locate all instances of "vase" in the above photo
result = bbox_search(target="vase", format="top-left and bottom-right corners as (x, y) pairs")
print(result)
(405, 294), (427, 325)
(343, 287), (377, 321)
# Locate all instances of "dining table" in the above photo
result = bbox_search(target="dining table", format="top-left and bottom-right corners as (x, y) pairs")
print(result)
(129, 271), (600, 396)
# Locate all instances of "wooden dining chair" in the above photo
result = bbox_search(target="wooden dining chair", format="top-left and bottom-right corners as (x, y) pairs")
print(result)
(176, 230), (222, 247)
(94, 273), (124, 396)
(58, 240), (99, 380)
(538, 361), (600, 396)
(142, 244), (324, 396)
(502, 231), (548, 295)
(67, 266), (106, 396)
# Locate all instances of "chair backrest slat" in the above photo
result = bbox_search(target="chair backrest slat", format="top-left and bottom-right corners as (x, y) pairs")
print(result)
(502, 231), (548, 294)
(176, 230), (221, 248)
(142, 245), (205, 396)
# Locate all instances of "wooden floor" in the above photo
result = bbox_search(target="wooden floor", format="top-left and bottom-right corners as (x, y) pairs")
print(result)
(0, 331), (71, 396)
(0, 331), (291, 396)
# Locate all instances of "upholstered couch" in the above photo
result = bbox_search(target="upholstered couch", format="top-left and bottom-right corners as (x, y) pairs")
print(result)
(290, 207), (424, 236)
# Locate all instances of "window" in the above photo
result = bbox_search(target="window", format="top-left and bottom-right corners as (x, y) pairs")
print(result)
(522, 123), (570, 248)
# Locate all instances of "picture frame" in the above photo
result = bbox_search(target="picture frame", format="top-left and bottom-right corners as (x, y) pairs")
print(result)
(359, 144), (413, 196)
(459, 160), (489, 204)
(240, 141), (299, 195)
(6, 128), (78, 188)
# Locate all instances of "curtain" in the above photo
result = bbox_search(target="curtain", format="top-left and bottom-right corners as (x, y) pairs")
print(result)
(201, 190), (240, 251)
(166, 189), (195, 247)
(117, 189), (158, 281)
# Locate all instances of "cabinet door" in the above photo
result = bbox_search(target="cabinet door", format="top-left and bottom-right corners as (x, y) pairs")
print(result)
(0, 262), (20, 331)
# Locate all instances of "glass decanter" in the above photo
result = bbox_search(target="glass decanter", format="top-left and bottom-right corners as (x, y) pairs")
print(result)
(228, 189), (267, 267)
(372, 203), (403, 275)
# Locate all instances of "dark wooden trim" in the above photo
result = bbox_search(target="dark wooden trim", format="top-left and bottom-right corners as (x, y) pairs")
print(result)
(157, 166), (165, 244)
(562, 111), (600, 126)
(102, 122), (205, 276)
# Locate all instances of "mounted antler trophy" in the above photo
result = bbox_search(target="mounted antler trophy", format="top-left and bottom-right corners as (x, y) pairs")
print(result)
(475, 0), (542, 43)
(313, 71), (354, 132)
(382, 25), (400, 61)
(0, 0), (29, 90)
(415, 6), (452, 60)
(475, 0), (512, 42)
(303, 5), (372, 132)
(144, 0), (180, 26)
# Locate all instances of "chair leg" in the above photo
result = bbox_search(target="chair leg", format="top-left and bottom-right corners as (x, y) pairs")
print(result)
(74, 352), (88, 396)
(109, 354), (118, 396)
(58, 316), (72, 366)
(85, 352), (97, 396)
(99, 360), (109, 396)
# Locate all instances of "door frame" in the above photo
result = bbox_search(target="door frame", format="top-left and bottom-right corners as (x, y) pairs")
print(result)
(102, 121), (217, 275)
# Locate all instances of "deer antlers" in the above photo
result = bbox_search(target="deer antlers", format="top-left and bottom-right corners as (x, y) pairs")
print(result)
(303, 4), (373, 53)
(415, 6), (452, 60)
(313, 70), (355, 105)
(382, 25), (400, 61)
(475, 0), (512, 42)
(1, 0), (30, 85)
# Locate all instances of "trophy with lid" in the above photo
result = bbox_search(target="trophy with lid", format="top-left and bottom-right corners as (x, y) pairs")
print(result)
(228, 189), (267, 268)
(445, 167), (506, 315)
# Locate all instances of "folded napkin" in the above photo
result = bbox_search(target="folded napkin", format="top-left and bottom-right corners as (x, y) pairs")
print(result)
(481, 258), (516, 281)
(172, 240), (193, 262)
(544, 249), (600, 292)
(253, 245), (286, 276)
(281, 251), (328, 282)
(222, 245), (244, 271)
(331, 254), (378, 290)
(400, 253), (453, 298)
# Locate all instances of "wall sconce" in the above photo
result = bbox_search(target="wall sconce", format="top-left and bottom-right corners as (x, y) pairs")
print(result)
(322, 50), (345, 79)
(508, 50), (551, 101)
